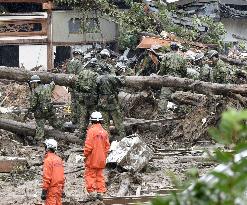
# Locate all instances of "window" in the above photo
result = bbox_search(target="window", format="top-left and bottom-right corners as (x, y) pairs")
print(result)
(69, 18), (82, 34)
(68, 17), (100, 34)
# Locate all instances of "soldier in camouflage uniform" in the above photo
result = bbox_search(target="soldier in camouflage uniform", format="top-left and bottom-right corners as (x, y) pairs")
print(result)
(66, 50), (83, 124)
(193, 53), (213, 82)
(186, 54), (200, 80)
(29, 75), (63, 141)
(98, 49), (115, 74)
(207, 50), (228, 83)
(158, 43), (187, 115)
(75, 61), (99, 139)
(97, 68), (126, 141)
(159, 42), (187, 77)
(137, 49), (159, 76)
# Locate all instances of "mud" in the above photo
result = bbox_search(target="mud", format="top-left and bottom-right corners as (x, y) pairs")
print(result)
(0, 80), (243, 205)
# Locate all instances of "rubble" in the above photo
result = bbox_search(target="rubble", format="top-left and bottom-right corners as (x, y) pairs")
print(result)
(1, 1), (247, 204)
(107, 135), (154, 172)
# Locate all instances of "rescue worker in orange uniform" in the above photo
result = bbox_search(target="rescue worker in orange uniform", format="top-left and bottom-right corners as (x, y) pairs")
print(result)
(84, 111), (110, 201)
(41, 139), (65, 205)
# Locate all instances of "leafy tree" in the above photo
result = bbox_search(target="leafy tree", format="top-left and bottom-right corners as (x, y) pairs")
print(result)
(53, 0), (226, 50)
(149, 109), (247, 205)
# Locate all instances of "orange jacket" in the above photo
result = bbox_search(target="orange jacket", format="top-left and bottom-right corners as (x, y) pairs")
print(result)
(84, 123), (110, 169)
(42, 152), (65, 191)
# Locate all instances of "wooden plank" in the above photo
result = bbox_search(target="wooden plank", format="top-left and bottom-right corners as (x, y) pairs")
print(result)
(0, 31), (47, 37)
(0, 37), (47, 45)
(0, 156), (27, 173)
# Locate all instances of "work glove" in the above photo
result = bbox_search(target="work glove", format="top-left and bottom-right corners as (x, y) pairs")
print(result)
(41, 189), (47, 200)
(62, 192), (66, 198)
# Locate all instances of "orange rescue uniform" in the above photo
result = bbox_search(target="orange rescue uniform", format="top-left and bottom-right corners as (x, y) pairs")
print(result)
(84, 123), (110, 193)
(42, 151), (65, 205)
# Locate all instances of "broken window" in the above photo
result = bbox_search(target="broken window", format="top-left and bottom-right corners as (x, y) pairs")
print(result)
(0, 45), (19, 67)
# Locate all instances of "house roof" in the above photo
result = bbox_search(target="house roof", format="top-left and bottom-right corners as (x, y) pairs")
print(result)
(137, 36), (171, 49)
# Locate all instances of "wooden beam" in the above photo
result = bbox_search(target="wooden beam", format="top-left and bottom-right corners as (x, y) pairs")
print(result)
(47, 8), (53, 71)
(0, 18), (47, 37)
(0, 38), (47, 45)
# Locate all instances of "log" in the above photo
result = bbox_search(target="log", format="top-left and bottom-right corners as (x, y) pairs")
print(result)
(0, 66), (76, 87)
(171, 91), (207, 106)
(220, 55), (247, 66)
(1, 67), (247, 96)
(0, 118), (82, 144)
(124, 75), (247, 95)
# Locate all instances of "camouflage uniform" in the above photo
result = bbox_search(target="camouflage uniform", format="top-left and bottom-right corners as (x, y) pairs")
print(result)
(199, 64), (213, 82)
(137, 51), (158, 76)
(75, 69), (99, 139)
(212, 59), (228, 83)
(66, 58), (83, 124)
(29, 82), (63, 141)
(97, 74), (126, 141)
(159, 51), (187, 77)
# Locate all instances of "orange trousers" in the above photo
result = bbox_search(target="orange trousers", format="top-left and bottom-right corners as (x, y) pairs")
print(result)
(45, 188), (62, 205)
(84, 167), (106, 193)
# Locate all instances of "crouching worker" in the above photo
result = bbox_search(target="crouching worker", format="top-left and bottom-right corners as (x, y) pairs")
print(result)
(41, 139), (65, 205)
(84, 111), (110, 201)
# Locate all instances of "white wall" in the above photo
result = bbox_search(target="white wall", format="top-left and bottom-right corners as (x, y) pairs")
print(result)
(221, 18), (247, 44)
(52, 10), (118, 43)
(19, 45), (47, 70)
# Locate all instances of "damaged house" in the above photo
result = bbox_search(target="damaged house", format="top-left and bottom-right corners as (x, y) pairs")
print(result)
(170, 0), (247, 50)
(0, 0), (118, 70)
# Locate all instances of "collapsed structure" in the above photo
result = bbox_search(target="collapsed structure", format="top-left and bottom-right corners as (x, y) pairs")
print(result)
(1, 0), (247, 204)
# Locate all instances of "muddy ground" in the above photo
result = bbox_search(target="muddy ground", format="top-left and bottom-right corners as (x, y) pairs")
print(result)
(0, 80), (236, 205)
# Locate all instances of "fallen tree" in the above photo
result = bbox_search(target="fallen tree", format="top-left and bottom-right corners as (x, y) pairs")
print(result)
(0, 118), (82, 144)
(1, 67), (247, 95)
(220, 55), (247, 66)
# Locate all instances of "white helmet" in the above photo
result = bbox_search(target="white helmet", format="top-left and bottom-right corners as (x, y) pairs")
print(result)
(90, 111), (103, 122)
(100, 49), (110, 57)
(84, 53), (92, 59)
(44, 139), (57, 151)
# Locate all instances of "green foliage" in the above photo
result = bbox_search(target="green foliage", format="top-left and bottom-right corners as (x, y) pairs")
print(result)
(53, 0), (226, 50)
(148, 109), (247, 205)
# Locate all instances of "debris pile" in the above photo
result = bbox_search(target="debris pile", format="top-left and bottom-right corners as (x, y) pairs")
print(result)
(1, 0), (247, 205)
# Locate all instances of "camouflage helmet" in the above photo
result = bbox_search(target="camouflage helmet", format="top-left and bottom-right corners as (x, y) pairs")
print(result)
(170, 42), (179, 50)
(207, 50), (218, 59)
(30, 75), (41, 83)
(194, 53), (204, 62)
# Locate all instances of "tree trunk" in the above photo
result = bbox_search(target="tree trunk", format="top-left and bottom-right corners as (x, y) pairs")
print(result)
(0, 66), (76, 87)
(1, 67), (247, 95)
(220, 55), (247, 66)
(171, 91), (207, 106)
(0, 118), (82, 144)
